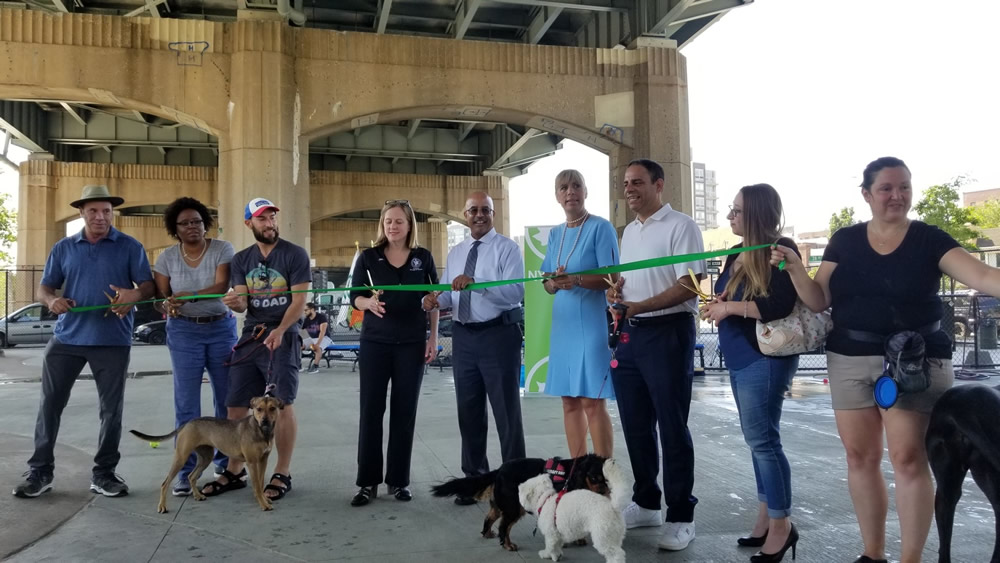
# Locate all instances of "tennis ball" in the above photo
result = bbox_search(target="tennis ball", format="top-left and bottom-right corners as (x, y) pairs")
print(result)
(150, 441), (160, 449)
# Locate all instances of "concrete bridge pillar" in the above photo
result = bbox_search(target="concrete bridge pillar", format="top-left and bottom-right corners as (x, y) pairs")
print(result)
(218, 31), (310, 254)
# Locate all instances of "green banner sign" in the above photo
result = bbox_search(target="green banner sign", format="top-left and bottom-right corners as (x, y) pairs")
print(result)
(523, 226), (554, 393)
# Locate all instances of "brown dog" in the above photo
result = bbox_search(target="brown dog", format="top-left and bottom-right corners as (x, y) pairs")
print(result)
(130, 396), (283, 513)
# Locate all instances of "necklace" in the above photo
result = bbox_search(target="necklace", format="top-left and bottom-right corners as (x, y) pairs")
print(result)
(869, 220), (909, 247)
(182, 239), (208, 262)
(556, 212), (589, 268)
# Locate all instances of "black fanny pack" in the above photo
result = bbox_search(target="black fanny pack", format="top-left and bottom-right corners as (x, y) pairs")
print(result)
(873, 331), (932, 408)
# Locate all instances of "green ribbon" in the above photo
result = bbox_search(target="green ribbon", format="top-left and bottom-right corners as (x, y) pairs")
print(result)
(68, 243), (773, 313)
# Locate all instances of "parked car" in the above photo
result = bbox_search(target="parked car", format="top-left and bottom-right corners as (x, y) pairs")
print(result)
(133, 320), (166, 345)
(0, 303), (57, 347)
(134, 301), (165, 326)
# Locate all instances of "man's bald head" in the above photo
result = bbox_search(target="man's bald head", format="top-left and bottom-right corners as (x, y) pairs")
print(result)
(464, 191), (495, 240)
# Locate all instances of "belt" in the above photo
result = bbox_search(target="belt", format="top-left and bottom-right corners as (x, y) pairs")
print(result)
(844, 321), (941, 344)
(627, 312), (692, 327)
(456, 316), (504, 330)
(178, 313), (230, 325)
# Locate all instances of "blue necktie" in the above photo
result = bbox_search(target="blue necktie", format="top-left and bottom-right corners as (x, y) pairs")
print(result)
(458, 240), (481, 323)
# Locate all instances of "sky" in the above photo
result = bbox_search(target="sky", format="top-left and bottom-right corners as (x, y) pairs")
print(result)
(511, 0), (1000, 236)
(4, 0), (1000, 250)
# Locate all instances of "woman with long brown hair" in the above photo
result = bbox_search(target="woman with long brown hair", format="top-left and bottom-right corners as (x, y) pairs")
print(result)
(700, 184), (800, 562)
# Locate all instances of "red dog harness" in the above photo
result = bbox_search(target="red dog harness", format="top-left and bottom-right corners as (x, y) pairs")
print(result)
(543, 457), (568, 491)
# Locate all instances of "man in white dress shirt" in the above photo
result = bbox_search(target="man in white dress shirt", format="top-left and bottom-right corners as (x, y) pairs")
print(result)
(608, 159), (706, 551)
(423, 192), (526, 505)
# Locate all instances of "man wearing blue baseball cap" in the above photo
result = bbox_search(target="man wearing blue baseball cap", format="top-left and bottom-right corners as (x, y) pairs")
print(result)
(199, 197), (310, 502)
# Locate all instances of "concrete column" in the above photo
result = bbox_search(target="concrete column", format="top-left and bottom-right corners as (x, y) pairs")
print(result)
(16, 158), (62, 268)
(607, 46), (692, 233)
(423, 221), (448, 276)
(218, 44), (310, 254)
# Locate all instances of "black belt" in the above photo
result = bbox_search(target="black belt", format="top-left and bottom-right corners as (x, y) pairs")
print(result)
(177, 313), (229, 325)
(627, 312), (692, 327)
(456, 316), (505, 330)
(845, 321), (941, 344)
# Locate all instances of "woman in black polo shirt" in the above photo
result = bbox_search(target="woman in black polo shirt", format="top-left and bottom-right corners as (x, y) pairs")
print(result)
(349, 200), (439, 506)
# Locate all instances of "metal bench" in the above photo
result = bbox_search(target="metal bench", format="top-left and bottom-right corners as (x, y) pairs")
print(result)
(318, 344), (445, 373)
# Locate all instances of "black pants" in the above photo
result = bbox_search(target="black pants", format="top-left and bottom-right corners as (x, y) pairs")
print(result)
(611, 314), (698, 522)
(452, 322), (526, 476)
(356, 340), (425, 488)
(28, 338), (131, 477)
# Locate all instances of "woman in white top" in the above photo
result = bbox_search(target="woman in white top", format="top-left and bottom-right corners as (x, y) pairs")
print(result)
(153, 197), (238, 497)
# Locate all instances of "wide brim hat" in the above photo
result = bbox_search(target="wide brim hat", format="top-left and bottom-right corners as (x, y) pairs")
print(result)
(70, 185), (124, 208)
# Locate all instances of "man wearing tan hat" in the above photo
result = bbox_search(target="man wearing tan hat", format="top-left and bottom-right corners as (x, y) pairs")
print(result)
(13, 185), (154, 500)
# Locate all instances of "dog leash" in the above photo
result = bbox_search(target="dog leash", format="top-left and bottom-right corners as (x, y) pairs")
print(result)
(224, 323), (278, 397)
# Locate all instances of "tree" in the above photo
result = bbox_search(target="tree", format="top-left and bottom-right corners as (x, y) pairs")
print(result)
(968, 199), (1000, 229)
(829, 207), (856, 236)
(0, 192), (15, 266)
(914, 178), (979, 249)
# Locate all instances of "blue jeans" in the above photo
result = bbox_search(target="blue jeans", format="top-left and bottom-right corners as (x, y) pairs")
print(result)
(729, 354), (798, 519)
(166, 315), (238, 483)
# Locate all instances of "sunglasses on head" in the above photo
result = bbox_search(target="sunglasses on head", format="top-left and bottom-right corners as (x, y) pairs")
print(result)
(385, 199), (410, 206)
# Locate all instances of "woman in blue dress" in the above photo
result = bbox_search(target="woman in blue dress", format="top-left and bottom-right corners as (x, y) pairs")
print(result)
(541, 169), (620, 458)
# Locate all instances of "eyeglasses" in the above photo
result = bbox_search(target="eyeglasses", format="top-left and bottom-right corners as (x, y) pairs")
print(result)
(465, 206), (493, 216)
(728, 205), (743, 217)
(176, 219), (204, 228)
(385, 199), (410, 206)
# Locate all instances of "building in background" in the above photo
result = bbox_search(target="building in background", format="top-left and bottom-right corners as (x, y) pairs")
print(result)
(692, 162), (718, 231)
(964, 188), (1000, 207)
(447, 222), (471, 251)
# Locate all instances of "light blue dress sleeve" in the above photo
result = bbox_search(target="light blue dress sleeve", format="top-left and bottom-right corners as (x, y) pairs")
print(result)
(541, 225), (558, 273)
(594, 219), (620, 268)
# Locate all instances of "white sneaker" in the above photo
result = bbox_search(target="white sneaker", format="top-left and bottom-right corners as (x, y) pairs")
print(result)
(658, 521), (695, 551)
(622, 502), (662, 529)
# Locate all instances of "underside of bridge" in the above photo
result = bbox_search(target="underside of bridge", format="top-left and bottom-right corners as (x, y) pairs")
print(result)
(0, 0), (751, 277)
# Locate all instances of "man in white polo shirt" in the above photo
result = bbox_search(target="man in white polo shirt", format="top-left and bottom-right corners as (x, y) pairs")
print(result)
(608, 158), (705, 551)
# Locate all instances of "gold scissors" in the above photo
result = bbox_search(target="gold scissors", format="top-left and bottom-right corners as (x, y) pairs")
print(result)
(677, 268), (712, 303)
(103, 290), (122, 318)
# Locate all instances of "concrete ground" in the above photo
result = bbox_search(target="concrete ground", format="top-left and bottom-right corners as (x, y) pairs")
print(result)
(0, 344), (995, 562)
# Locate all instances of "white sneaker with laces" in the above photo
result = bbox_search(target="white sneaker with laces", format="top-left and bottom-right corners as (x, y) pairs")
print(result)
(622, 502), (663, 529)
(658, 521), (695, 551)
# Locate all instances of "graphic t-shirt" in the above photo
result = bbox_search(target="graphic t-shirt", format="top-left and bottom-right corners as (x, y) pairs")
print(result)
(230, 238), (311, 327)
(303, 313), (329, 339)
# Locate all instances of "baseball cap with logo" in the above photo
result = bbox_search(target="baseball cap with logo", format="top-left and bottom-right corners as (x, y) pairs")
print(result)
(245, 198), (280, 220)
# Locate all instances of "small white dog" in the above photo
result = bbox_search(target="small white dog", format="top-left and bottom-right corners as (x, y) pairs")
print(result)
(519, 458), (630, 563)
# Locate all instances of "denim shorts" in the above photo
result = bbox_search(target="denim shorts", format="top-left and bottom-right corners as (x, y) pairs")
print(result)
(826, 352), (954, 412)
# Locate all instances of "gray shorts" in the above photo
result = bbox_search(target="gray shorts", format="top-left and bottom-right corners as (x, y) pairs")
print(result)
(226, 329), (301, 407)
(826, 352), (954, 413)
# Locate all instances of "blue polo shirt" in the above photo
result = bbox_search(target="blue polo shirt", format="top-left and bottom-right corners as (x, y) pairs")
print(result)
(41, 227), (153, 346)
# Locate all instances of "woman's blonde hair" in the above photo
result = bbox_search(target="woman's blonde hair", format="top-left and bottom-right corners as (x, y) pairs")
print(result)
(554, 169), (588, 193)
(724, 184), (784, 300)
(374, 200), (418, 249)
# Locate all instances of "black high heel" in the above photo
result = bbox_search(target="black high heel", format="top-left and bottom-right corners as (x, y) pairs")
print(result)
(749, 523), (798, 562)
(737, 531), (768, 547)
(853, 557), (887, 563)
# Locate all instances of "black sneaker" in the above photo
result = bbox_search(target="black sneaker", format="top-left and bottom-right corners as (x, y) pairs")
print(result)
(90, 473), (129, 497)
(12, 470), (53, 498)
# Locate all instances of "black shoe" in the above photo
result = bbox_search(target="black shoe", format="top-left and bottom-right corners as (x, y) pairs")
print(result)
(853, 557), (887, 563)
(351, 485), (377, 506)
(454, 494), (477, 506)
(90, 473), (129, 497)
(389, 486), (412, 501)
(12, 470), (53, 498)
(750, 523), (798, 562)
(737, 531), (768, 547)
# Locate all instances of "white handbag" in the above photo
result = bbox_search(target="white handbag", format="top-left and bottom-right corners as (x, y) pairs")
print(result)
(756, 300), (833, 356)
